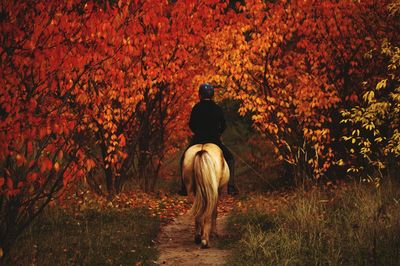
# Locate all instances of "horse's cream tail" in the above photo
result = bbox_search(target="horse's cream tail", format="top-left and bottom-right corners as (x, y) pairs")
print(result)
(191, 150), (219, 221)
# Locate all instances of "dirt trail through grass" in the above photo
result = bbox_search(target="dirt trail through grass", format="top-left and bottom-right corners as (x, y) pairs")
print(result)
(156, 197), (234, 265)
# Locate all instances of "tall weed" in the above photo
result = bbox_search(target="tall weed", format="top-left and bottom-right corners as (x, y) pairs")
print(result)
(227, 181), (400, 265)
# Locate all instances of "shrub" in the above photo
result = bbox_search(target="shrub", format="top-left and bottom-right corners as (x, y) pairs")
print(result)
(341, 40), (400, 185)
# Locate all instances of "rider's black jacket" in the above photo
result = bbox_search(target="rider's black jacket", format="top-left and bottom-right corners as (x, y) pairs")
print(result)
(189, 99), (226, 143)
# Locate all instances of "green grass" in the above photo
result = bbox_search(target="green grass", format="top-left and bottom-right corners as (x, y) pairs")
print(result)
(12, 207), (160, 266)
(216, 210), (275, 250)
(225, 181), (400, 266)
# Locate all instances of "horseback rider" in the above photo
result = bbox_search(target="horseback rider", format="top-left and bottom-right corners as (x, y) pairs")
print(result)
(179, 83), (237, 195)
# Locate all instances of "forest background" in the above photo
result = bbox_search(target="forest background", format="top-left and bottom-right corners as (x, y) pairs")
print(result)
(0, 0), (399, 264)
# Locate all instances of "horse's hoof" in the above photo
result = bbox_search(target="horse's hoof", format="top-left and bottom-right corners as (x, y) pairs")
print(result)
(194, 235), (201, 245)
(201, 240), (209, 249)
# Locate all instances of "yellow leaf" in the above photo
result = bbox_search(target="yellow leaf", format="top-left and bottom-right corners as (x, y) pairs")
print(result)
(376, 79), (387, 90)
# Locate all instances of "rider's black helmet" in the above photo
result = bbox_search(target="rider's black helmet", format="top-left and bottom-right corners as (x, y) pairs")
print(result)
(199, 83), (214, 99)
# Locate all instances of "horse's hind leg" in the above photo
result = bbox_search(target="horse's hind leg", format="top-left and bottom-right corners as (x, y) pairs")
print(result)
(201, 218), (211, 249)
(194, 217), (201, 244)
(211, 204), (218, 238)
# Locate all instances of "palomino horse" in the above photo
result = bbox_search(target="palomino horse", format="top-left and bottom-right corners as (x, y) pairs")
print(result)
(182, 143), (230, 248)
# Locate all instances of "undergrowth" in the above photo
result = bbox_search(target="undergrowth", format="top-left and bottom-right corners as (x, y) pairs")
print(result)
(226, 180), (400, 266)
(12, 207), (160, 266)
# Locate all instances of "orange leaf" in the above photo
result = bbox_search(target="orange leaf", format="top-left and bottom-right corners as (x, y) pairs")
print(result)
(86, 159), (96, 172)
(54, 162), (60, 172)
(118, 134), (126, 147)
(16, 154), (25, 167)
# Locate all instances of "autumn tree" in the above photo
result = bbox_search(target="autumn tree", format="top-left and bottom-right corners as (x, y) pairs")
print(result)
(201, 0), (397, 182)
(121, 0), (226, 192)
(0, 0), (136, 260)
(70, 0), (227, 194)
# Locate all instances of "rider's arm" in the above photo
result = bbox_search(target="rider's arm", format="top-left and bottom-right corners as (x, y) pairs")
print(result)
(189, 106), (198, 134)
(219, 107), (226, 135)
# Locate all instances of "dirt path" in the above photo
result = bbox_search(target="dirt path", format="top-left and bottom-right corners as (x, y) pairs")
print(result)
(156, 202), (233, 265)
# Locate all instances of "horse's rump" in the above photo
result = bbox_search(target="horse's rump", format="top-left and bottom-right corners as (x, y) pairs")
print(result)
(182, 143), (229, 199)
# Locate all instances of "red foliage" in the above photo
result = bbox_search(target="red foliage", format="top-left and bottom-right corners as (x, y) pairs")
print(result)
(1, 0), (398, 260)
(0, 0), (226, 258)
